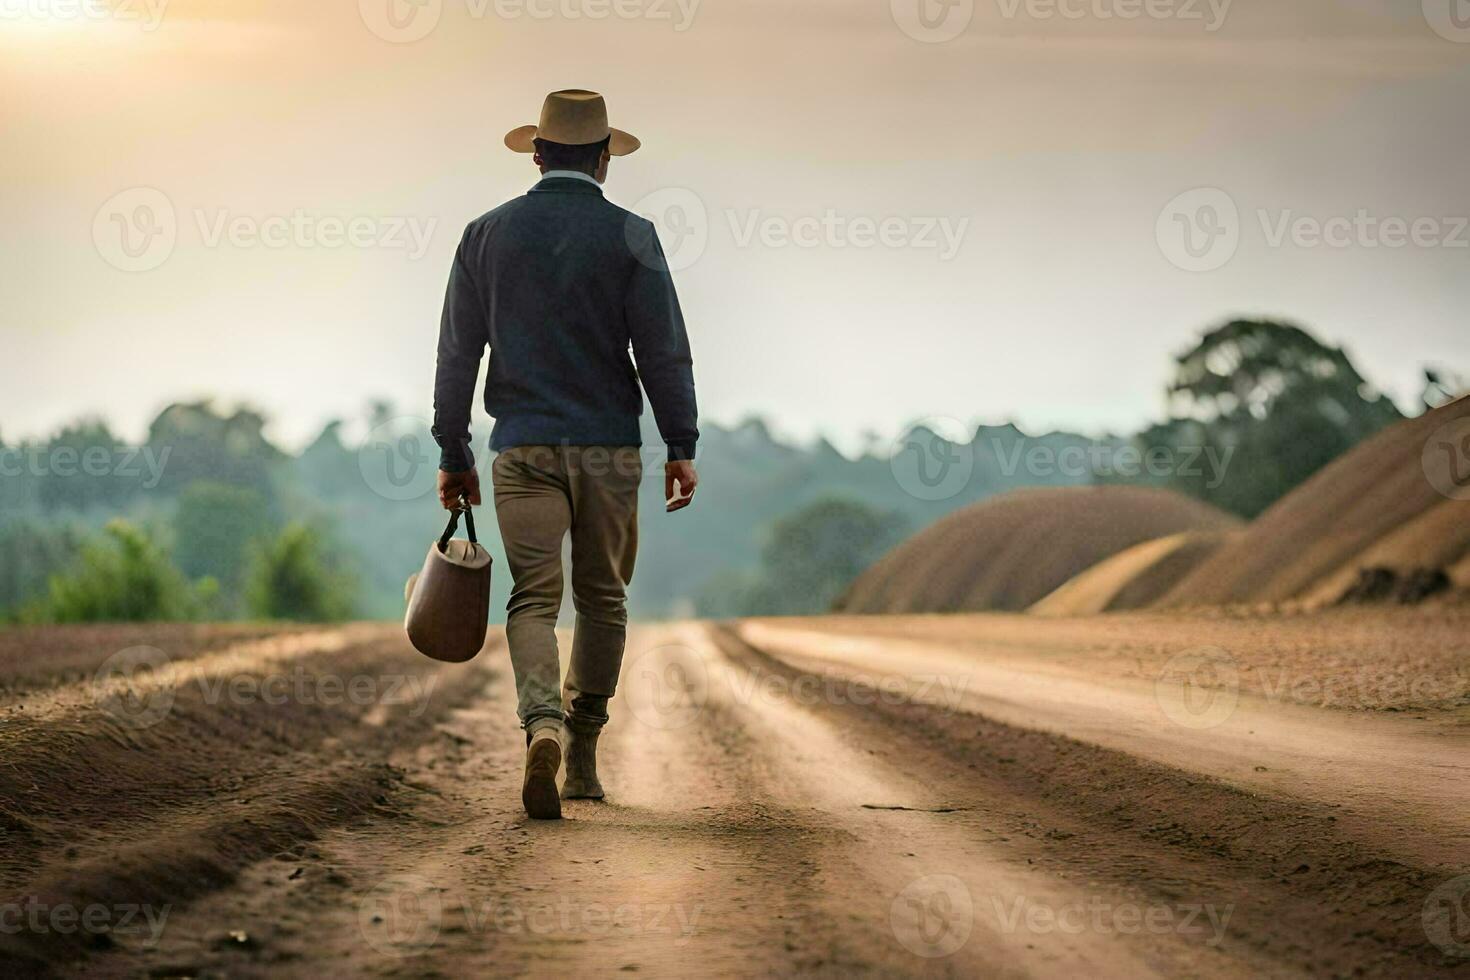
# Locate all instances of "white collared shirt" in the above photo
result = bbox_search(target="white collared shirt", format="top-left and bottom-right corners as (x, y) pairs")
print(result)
(540, 169), (602, 187)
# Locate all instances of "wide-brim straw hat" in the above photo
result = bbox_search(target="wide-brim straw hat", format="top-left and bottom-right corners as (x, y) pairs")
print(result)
(504, 89), (641, 156)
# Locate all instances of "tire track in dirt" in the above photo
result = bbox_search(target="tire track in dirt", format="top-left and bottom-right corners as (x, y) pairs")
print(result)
(699, 625), (1262, 979)
(737, 620), (1470, 871)
(718, 623), (1470, 978)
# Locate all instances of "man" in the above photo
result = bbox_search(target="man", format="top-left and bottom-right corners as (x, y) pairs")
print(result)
(432, 89), (699, 821)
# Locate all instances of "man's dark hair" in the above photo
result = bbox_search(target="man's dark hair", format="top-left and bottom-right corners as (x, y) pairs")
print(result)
(534, 137), (610, 176)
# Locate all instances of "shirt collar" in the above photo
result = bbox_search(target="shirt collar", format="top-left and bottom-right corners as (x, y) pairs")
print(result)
(539, 170), (602, 188)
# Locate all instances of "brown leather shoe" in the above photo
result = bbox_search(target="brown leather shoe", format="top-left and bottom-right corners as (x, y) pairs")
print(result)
(522, 727), (563, 820)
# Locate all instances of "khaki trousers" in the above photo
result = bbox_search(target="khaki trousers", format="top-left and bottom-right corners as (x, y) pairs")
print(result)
(490, 445), (641, 733)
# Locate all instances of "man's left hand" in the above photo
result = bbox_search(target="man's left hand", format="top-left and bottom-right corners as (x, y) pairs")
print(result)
(438, 467), (482, 511)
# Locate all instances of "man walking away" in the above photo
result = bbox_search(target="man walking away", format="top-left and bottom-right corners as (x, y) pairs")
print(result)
(432, 89), (700, 820)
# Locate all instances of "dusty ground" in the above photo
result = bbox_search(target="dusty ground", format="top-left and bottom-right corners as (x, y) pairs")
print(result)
(0, 610), (1467, 978)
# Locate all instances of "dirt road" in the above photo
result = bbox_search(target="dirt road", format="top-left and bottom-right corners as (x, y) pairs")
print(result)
(1, 611), (1466, 977)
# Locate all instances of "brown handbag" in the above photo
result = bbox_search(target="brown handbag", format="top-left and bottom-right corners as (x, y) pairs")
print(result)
(404, 502), (493, 663)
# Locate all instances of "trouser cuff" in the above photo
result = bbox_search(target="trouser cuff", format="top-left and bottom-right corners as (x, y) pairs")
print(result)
(563, 692), (610, 733)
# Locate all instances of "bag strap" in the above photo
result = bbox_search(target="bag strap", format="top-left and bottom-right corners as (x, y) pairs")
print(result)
(438, 497), (478, 553)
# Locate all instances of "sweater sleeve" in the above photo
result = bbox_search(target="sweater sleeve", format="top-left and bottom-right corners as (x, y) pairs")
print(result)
(431, 234), (488, 472)
(625, 218), (699, 461)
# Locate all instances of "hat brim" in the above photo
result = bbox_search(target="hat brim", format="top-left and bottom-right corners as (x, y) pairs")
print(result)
(504, 125), (640, 156)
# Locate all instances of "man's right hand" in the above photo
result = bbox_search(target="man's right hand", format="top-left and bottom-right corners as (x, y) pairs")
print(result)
(666, 460), (698, 513)
(438, 467), (482, 511)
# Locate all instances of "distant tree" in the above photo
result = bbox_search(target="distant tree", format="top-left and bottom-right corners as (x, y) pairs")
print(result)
(37, 418), (136, 513)
(699, 498), (908, 617)
(145, 401), (286, 498)
(1127, 320), (1403, 518)
(297, 420), (362, 499)
(245, 523), (356, 622)
(0, 522), (83, 620)
(42, 520), (200, 623)
(172, 481), (274, 601)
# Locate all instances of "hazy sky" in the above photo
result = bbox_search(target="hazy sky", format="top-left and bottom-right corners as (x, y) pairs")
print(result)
(4, 0), (1469, 454)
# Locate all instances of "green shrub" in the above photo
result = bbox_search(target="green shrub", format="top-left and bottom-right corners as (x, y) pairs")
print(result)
(245, 523), (356, 622)
(43, 520), (200, 623)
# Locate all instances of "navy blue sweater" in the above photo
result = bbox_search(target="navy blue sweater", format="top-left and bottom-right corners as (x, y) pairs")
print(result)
(432, 177), (699, 471)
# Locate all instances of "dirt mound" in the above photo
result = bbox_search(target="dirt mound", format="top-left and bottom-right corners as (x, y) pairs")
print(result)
(0, 624), (490, 973)
(1159, 396), (1470, 610)
(1030, 529), (1238, 616)
(837, 486), (1239, 614)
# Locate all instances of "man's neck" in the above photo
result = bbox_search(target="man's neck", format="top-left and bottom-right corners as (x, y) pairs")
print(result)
(540, 169), (601, 187)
